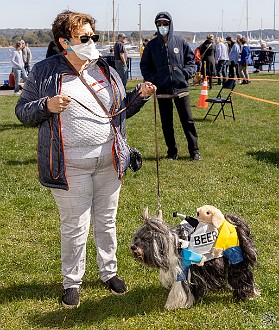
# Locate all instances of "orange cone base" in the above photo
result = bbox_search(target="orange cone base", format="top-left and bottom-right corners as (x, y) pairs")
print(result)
(197, 79), (208, 108)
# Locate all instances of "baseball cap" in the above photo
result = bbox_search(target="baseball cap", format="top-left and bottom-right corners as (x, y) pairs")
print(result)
(155, 13), (170, 22)
(118, 33), (127, 38)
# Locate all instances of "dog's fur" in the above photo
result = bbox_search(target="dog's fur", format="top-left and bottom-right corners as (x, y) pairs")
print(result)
(130, 206), (259, 309)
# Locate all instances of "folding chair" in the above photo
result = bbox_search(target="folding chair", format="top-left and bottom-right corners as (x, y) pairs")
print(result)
(203, 79), (236, 122)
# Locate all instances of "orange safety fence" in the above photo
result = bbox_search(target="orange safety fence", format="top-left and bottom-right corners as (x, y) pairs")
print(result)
(207, 75), (279, 82)
(231, 91), (279, 106)
(205, 76), (279, 106)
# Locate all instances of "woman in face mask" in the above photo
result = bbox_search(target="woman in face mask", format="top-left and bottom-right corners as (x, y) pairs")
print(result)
(15, 10), (156, 309)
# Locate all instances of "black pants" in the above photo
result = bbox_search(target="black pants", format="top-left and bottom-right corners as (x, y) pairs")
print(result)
(157, 94), (199, 158)
(228, 61), (239, 78)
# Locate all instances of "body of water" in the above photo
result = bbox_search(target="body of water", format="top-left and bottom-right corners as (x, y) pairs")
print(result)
(1, 43), (279, 83)
(0, 46), (142, 83)
(0, 47), (48, 83)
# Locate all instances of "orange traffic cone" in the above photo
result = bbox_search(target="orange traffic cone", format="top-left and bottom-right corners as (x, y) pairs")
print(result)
(197, 77), (208, 108)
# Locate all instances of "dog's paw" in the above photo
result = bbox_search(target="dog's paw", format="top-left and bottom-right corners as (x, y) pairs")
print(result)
(198, 255), (206, 266)
(211, 247), (223, 258)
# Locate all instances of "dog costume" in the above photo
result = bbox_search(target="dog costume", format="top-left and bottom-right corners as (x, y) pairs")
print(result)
(214, 218), (244, 264)
(130, 206), (259, 309)
(196, 205), (260, 300)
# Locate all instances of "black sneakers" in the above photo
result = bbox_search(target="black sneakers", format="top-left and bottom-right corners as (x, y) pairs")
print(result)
(167, 154), (178, 160)
(192, 153), (202, 161)
(61, 276), (127, 307)
(62, 288), (80, 308)
(105, 275), (127, 295)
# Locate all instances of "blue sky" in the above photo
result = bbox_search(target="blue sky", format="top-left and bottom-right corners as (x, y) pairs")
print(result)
(0, 0), (277, 33)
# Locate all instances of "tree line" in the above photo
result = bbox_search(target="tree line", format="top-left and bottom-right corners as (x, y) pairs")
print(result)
(0, 29), (54, 47)
(1, 28), (278, 47)
(0, 29), (138, 47)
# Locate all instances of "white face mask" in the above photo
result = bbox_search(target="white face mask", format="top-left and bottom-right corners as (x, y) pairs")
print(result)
(66, 39), (100, 61)
(158, 26), (169, 36)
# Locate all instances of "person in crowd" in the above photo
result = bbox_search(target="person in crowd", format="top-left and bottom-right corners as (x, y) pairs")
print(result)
(193, 45), (202, 85)
(11, 40), (27, 95)
(46, 40), (61, 57)
(239, 37), (251, 84)
(236, 33), (243, 50)
(194, 45), (202, 73)
(253, 42), (270, 73)
(140, 38), (150, 58)
(15, 10), (156, 309)
(114, 33), (128, 88)
(215, 37), (229, 85)
(226, 36), (240, 79)
(200, 34), (216, 89)
(140, 11), (201, 161)
(20, 40), (32, 74)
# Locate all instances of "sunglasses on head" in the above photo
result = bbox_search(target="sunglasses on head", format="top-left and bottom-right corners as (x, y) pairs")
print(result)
(78, 35), (99, 43)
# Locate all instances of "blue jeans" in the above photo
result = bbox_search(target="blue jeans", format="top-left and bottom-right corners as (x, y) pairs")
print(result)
(114, 61), (128, 88)
(13, 67), (27, 93)
(216, 60), (228, 84)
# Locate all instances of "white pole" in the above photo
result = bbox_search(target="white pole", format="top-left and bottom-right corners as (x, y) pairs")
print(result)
(112, 0), (115, 44)
(139, 3), (142, 48)
(246, 0), (249, 39)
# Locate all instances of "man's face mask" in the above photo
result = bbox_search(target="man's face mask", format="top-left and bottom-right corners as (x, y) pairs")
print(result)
(158, 26), (169, 36)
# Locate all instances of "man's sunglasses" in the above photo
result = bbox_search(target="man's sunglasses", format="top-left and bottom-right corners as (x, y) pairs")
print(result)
(156, 21), (169, 27)
(78, 35), (99, 43)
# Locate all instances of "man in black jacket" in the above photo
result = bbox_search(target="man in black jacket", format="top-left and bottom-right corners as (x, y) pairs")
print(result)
(140, 11), (201, 161)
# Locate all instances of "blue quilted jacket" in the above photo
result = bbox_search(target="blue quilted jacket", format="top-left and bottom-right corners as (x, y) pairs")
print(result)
(15, 55), (146, 190)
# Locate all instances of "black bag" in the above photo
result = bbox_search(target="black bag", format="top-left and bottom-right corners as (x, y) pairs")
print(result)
(129, 147), (142, 172)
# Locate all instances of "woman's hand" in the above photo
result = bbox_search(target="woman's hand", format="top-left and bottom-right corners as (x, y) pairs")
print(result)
(139, 82), (157, 98)
(47, 95), (72, 113)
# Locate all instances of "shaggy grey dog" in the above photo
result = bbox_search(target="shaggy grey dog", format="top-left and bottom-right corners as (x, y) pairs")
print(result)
(130, 207), (259, 310)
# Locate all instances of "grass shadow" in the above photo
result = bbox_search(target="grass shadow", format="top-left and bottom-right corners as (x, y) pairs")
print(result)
(5, 158), (37, 166)
(29, 284), (236, 329)
(29, 285), (167, 328)
(247, 150), (279, 167)
(143, 155), (192, 161)
(0, 282), (62, 303)
(0, 123), (25, 132)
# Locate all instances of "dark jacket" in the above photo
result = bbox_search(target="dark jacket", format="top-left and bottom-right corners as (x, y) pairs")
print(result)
(200, 39), (215, 60)
(200, 39), (216, 77)
(15, 55), (146, 190)
(140, 11), (196, 95)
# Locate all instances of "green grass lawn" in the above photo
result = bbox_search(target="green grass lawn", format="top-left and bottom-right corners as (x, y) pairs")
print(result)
(0, 74), (278, 329)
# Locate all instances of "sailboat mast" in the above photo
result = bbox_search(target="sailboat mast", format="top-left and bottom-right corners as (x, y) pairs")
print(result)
(139, 3), (142, 48)
(246, 0), (249, 38)
(112, 0), (115, 43)
(274, 0), (276, 37)
(221, 9), (224, 40)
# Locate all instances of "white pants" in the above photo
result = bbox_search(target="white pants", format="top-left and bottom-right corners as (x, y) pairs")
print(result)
(51, 153), (121, 289)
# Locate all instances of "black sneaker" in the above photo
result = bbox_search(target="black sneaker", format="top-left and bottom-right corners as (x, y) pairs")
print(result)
(167, 154), (178, 160)
(192, 153), (202, 161)
(105, 275), (127, 295)
(62, 288), (80, 308)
